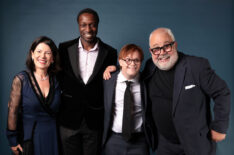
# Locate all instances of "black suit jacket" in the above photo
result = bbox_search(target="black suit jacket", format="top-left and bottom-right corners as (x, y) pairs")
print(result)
(102, 71), (156, 150)
(58, 37), (117, 130)
(143, 52), (230, 155)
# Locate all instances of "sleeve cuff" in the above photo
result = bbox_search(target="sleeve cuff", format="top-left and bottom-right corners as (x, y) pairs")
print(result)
(210, 120), (229, 134)
(6, 129), (18, 146)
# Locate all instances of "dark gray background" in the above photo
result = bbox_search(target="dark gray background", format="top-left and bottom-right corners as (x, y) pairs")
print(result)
(0, 0), (233, 154)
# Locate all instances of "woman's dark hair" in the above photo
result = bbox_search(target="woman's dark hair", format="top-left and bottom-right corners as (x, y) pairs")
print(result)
(26, 36), (60, 75)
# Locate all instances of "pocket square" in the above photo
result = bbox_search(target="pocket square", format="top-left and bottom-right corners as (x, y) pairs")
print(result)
(185, 84), (196, 90)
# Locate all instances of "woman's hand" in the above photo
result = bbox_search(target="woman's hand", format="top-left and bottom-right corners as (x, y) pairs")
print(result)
(11, 144), (23, 155)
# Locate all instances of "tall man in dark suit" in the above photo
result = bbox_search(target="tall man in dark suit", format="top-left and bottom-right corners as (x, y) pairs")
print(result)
(143, 27), (231, 155)
(102, 44), (155, 155)
(58, 8), (117, 155)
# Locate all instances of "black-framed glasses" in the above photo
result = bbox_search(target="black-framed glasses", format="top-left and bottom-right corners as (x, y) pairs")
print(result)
(150, 42), (175, 55)
(122, 58), (141, 65)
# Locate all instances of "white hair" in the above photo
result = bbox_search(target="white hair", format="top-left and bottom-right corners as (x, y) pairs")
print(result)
(149, 27), (175, 46)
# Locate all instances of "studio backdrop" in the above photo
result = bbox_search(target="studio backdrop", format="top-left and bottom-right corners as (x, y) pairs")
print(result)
(0, 0), (233, 154)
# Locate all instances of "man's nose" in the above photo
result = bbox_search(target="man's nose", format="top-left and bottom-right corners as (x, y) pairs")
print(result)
(85, 25), (92, 32)
(159, 48), (166, 55)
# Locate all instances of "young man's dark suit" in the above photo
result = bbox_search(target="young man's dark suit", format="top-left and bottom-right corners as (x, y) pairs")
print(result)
(102, 70), (156, 154)
(143, 52), (230, 155)
(58, 37), (117, 154)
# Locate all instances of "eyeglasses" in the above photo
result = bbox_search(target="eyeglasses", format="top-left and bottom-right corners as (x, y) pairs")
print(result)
(150, 42), (175, 55)
(122, 58), (141, 65)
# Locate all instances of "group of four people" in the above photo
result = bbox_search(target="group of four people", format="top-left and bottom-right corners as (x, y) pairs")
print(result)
(6, 8), (230, 155)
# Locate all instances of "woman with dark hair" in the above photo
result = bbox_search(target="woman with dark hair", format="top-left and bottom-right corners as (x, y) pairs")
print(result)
(6, 36), (61, 155)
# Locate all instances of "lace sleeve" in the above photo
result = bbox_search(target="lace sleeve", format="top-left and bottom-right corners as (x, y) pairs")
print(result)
(6, 75), (22, 146)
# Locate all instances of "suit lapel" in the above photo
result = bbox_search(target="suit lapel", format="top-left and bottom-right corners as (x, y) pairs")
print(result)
(142, 60), (156, 113)
(106, 72), (119, 115)
(140, 76), (146, 110)
(172, 55), (186, 114)
(87, 40), (108, 84)
(68, 43), (80, 79)
(143, 59), (157, 81)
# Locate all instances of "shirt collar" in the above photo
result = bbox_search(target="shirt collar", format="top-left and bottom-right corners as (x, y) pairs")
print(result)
(78, 38), (99, 52)
(118, 71), (140, 83)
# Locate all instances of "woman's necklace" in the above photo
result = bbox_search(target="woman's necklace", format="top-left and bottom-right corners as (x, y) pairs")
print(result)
(34, 72), (49, 81)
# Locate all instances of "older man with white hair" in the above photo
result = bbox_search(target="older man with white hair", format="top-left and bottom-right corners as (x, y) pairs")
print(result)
(143, 27), (231, 155)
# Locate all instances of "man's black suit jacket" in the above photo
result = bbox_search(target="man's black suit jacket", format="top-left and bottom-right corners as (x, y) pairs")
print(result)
(143, 52), (231, 155)
(58, 37), (117, 130)
(102, 71), (157, 150)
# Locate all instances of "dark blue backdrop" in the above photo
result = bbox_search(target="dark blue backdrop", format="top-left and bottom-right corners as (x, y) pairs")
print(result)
(0, 0), (233, 154)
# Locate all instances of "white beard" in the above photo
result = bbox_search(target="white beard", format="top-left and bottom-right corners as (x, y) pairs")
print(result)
(153, 51), (178, 71)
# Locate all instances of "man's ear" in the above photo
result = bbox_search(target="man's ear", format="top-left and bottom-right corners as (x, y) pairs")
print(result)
(119, 59), (123, 68)
(174, 41), (178, 49)
(149, 48), (153, 56)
